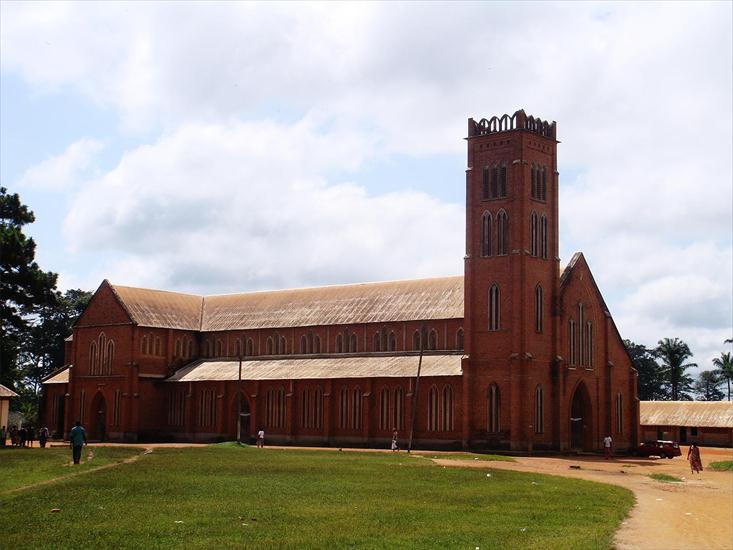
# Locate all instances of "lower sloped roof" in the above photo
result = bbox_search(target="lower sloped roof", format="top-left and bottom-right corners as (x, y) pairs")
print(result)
(0, 383), (19, 398)
(166, 354), (463, 382)
(640, 401), (733, 428)
(41, 366), (71, 385)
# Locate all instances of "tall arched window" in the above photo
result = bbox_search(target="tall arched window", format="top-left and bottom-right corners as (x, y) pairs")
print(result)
(373, 332), (381, 352)
(535, 385), (544, 434)
(266, 387), (285, 429)
(481, 211), (492, 257)
(388, 332), (396, 352)
(186, 339), (193, 359)
(154, 336), (162, 356)
(530, 211), (538, 257)
(234, 339), (242, 357)
(105, 340), (114, 375)
(339, 386), (361, 430)
(379, 388), (390, 431)
(586, 321), (593, 367)
(204, 340), (212, 358)
(266, 337), (274, 355)
(279, 336), (287, 355)
(427, 386), (439, 431)
(246, 338), (254, 357)
(577, 303), (585, 366)
(499, 162), (507, 197)
(428, 329), (438, 351)
(488, 384), (500, 433)
(349, 333), (358, 353)
(174, 338), (182, 358)
(540, 166), (547, 201)
(412, 330), (421, 351)
(497, 210), (508, 255)
(540, 214), (548, 259)
(336, 334), (343, 353)
(568, 320), (576, 365)
(535, 284), (543, 333)
(300, 387), (323, 430)
(393, 386), (404, 430)
(531, 163), (538, 198)
(488, 285), (500, 331)
(300, 335), (308, 354)
(481, 166), (490, 200)
(616, 393), (623, 434)
(89, 341), (98, 375)
(490, 164), (499, 198)
(455, 327), (464, 350)
(442, 386), (453, 431)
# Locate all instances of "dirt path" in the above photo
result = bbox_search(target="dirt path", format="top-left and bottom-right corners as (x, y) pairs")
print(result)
(1, 447), (153, 497)
(431, 446), (733, 550)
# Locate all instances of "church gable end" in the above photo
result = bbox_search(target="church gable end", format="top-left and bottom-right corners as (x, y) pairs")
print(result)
(76, 280), (134, 328)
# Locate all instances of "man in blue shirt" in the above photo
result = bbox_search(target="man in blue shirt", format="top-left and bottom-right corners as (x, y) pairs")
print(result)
(69, 421), (87, 464)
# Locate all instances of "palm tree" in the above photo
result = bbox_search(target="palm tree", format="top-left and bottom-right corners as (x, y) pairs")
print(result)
(655, 338), (697, 400)
(713, 352), (733, 401)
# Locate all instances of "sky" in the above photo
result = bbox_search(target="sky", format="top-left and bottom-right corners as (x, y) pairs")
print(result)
(1, 1), (731, 375)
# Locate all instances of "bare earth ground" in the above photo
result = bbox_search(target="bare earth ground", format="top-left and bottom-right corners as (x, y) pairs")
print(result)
(429, 446), (733, 550)
(60, 443), (733, 550)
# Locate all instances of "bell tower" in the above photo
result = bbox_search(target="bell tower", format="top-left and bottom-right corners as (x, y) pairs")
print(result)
(462, 109), (560, 450)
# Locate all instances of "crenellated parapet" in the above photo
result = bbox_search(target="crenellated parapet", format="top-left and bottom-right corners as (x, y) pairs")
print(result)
(468, 109), (556, 139)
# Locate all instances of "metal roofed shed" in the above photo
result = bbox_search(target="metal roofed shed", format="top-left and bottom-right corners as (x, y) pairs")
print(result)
(166, 354), (464, 382)
(640, 401), (733, 448)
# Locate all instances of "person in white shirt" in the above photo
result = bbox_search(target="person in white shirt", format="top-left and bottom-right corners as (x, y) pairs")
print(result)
(257, 429), (265, 448)
(603, 435), (613, 459)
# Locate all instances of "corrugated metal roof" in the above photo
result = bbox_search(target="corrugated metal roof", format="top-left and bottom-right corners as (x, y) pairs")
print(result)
(166, 354), (463, 382)
(110, 276), (464, 331)
(111, 285), (204, 331)
(0, 383), (19, 398)
(42, 367), (70, 385)
(640, 401), (733, 429)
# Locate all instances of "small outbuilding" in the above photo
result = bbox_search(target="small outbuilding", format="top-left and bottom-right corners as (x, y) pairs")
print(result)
(0, 383), (19, 429)
(640, 401), (733, 447)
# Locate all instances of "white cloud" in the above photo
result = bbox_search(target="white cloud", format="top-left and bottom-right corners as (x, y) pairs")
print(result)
(62, 120), (463, 293)
(15, 138), (103, 190)
(3, 2), (731, 370)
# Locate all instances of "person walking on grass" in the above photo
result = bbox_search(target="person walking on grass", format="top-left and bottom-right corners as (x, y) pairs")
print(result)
(69, 421), (87, 464)
(603, 434), (613, 459)
(27, 426), (35, 448)
(0, 425), (6, 447)
(687, 443), (703, 474)
(18, 426), (26, 447)
(391, 429), (399, 452)
(256, 428), (265, 448)
(39, 426), (49, 448)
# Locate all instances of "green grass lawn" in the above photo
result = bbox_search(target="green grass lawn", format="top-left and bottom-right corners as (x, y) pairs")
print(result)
(709, 460), (733, 471)
(0, 446), (141, 493)
(0, 445), (633, 549)
(648, 473), (683, 483)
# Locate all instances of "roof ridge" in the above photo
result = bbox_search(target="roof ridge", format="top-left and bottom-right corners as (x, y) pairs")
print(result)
(203, 274), (464, 299)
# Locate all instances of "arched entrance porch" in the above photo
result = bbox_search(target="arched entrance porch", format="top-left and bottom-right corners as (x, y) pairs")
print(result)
(90, 392), (107, 442)
(569, 382), (593, 451)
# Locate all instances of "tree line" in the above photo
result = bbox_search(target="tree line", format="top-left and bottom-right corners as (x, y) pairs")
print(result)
(625, 338), (733, 402)
(1, 187), (91, 425)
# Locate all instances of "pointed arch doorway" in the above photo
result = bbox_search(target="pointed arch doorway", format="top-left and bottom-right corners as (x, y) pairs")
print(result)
(569, 382), (593, 451)
(90, 392), (107, 442)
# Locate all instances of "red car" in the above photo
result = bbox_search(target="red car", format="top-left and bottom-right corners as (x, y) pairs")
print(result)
(633, 440), (681, 459)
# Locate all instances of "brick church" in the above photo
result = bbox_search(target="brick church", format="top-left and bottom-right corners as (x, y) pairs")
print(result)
(42, 109), (640, 451)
